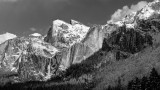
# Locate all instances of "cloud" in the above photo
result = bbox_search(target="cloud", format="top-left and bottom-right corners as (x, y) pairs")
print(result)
(109, 1), (148, 22)
(30, 27), (37, 32)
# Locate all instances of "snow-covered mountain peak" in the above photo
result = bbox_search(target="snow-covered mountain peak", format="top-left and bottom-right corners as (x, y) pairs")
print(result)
(0, 32), (17, 44)
(53, 19), (69, 27)
(51, 19), (90, 46)
(137, 2), (155, 20)
(123, 11), (137, 23)
(136, 0), (160, 20)
(106, 0), (160, 29)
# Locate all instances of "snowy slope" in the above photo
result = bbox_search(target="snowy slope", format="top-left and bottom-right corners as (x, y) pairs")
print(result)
(0, 32), (17, 44)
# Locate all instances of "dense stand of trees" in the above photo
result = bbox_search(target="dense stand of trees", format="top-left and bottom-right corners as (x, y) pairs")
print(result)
(106, 68), (160, 90)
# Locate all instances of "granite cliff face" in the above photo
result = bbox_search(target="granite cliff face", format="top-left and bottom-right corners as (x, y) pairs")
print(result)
(44, 20), (104, 70)
(44, 19), (90, 47)
(0, 36), (59, 82)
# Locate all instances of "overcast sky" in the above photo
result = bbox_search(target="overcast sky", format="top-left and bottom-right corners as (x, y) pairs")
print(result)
(0, 0), (153, 36)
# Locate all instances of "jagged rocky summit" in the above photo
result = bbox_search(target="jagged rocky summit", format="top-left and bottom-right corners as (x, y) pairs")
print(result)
(0, 0), (160, 84)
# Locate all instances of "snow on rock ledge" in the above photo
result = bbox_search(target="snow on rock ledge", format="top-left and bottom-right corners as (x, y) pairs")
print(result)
(29, 33), (42, 37)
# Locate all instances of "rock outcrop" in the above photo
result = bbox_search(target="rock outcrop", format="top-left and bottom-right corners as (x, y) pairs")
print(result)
(44, 20), (104, 70)
(0, 36), (59, 82)
(44, 19), (90, 47)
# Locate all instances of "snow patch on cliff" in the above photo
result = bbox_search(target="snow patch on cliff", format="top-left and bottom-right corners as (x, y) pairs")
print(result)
(29, 33), (42, 37)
